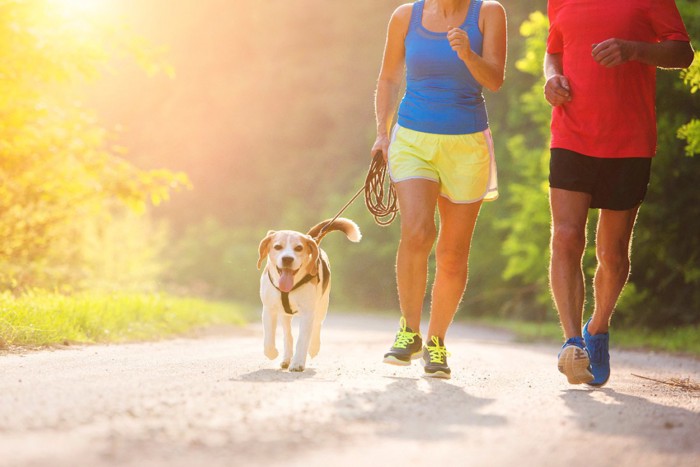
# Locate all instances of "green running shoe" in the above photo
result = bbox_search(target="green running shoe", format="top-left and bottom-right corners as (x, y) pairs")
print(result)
(422, 336), (451, 379)
(383, 316), (422, 366)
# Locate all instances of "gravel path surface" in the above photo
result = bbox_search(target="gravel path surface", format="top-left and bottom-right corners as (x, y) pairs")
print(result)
(1, 312), (699, 467)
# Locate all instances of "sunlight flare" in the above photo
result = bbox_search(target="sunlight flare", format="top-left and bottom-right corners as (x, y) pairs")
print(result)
(49, 0), (111, 15)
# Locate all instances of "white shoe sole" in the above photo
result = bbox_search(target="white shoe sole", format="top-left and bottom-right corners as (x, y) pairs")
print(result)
(383, 351), (422, 366)
(558, 345), (594, 384)
(424, 370), (451, 379)
(420, 358), (451, 379)
(383, 355), (411, 366)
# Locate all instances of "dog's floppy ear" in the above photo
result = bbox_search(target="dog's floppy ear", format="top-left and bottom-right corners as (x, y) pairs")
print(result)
(257, 231), (276, 269)
(303, 235), (320, 276)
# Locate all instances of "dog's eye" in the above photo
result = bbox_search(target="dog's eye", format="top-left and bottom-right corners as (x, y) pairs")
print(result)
(294, 245), (304, 252)
(273, 245), (283, 251)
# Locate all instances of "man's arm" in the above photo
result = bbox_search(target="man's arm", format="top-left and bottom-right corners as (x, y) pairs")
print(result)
(543, 52), (572, 106)
(592, 39), (694, 69)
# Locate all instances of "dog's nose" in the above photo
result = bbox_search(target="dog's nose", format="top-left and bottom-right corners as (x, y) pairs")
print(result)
(281, 256), (294, 267)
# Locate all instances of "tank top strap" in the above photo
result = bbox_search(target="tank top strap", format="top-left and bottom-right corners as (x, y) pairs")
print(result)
(409, 0), (425, 29)
(465, 0), (482, 27)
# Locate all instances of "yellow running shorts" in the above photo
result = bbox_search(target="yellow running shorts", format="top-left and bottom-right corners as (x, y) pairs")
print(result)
(388, 125), (498, 203)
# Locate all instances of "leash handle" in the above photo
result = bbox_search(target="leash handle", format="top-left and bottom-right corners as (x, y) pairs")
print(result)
(364, 152), (398, 226)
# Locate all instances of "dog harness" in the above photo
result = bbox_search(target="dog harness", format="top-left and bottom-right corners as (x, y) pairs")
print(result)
(268, 258), (331, 315)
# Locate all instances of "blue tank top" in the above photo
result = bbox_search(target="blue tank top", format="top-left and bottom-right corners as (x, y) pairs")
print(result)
(397, 0), (488, 135)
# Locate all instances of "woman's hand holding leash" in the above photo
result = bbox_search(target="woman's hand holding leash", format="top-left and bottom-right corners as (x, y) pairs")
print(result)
(371, 135), (389, 163)
(364, 149), (397, 226)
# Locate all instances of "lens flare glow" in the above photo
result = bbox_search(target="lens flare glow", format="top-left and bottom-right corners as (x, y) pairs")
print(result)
(50, 0), (111, 14)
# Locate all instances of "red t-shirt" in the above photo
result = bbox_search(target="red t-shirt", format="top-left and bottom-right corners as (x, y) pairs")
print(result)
(546, 0), (690, 158)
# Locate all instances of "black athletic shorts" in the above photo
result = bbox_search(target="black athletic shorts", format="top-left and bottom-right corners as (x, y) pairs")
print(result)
(549, 148), (652, 211)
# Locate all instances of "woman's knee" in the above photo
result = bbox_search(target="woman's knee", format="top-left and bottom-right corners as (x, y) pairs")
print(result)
(435, 246), (470, 276)
(400, 222), (436, 253)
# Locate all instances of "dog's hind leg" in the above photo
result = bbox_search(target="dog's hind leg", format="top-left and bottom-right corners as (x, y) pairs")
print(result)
(280, 315), (294, 369)
(262, 306), (279, 360)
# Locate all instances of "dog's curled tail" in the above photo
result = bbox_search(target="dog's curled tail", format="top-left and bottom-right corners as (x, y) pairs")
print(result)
(308, 218), (362, 244)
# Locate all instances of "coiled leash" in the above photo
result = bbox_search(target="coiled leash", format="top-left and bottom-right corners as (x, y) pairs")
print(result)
(313, 152), (398, 241)
(365, 151), (398, 226)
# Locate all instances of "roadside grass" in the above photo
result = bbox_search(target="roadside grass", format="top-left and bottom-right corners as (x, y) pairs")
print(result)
(468, 316), (700, 357)
(2, 292), (698, 358)
(0, 291), (246, 349)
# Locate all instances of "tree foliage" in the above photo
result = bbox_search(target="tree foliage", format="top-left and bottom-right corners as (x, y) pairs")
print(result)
(678, 52), (700, 156)
(0, 0), (189, 291)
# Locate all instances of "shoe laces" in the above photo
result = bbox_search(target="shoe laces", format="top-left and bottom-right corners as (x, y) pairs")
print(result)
(426, 336), (450, 364)
(393, 316), (418, 349)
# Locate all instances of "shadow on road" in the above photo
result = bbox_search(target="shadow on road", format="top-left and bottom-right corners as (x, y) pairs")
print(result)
(334, 376), (506, 439)
(561, 387), (700, 454)
(232, 368), (318, 382)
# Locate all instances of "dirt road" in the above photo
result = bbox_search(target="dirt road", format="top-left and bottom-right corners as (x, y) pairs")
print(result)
(1, 313), (699, 467)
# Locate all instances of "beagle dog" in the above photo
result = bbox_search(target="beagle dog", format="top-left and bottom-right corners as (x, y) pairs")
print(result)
(257, 217), (361, 372)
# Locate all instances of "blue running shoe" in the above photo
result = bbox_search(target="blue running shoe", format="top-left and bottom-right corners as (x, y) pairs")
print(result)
(583, 318), (610, 387)
(557, 336), (594, 385)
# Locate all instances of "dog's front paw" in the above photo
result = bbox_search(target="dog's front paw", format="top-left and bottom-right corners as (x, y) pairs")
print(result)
(280, 360), (290, 370)
(264, 346), (279, 360)
(288, 355), (306, 371)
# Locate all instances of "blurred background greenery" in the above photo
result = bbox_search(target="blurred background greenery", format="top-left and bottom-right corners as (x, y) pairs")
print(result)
(2, 0), (699, 334)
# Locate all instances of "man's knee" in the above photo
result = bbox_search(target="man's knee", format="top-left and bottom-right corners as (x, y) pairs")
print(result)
(596, 246), (630, 274)
(551, 224), (586, 257)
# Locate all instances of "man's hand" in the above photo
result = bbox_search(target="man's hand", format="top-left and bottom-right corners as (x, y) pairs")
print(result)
(544, 74), (572, 106)
(592, 39), (635, 67)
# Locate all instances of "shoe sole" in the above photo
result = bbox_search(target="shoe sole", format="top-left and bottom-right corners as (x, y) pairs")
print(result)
(585, 372), (610, 387)
(383, 355), (410, 366)
(585, 378), (609, 388)
(420, 358), (451, 379)
(558, 346), (594, 384)
(424, 370), (451, 379)
(383, 351), (422, 366)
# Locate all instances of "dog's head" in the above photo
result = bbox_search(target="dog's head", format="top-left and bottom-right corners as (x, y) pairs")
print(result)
(257, 230), (320, 276)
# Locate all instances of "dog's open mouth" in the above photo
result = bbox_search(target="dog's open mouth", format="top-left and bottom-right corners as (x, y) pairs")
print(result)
(277, 267), (299, 293)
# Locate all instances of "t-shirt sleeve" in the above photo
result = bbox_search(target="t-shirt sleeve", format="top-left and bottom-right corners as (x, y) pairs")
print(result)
(649, 0), (690, 42)
(546, 0), (563, 54)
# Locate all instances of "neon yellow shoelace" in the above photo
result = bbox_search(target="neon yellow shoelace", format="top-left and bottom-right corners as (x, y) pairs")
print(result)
(393, 316), (418, 349)
(427, 335), (450, 363)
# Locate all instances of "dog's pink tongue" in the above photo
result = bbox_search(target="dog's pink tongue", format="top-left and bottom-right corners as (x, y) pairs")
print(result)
(278, 269), (295, 293)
